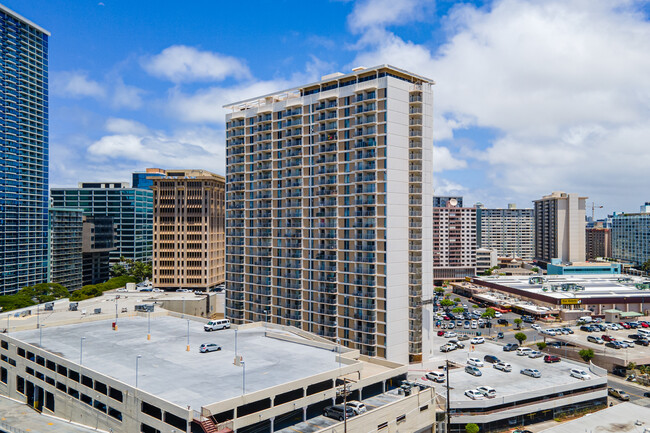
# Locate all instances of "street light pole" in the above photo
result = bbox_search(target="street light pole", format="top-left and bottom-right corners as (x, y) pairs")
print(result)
(37, 304), (42, 347)
(147, 311), (151, 341)
(186, 319), (190, 352)
(80, 337), (85, 365)
(115, 296), (118, 330)
(241, 361), (246, 395)
(264, 310), (269, 331)
(136, 355), (142, 388)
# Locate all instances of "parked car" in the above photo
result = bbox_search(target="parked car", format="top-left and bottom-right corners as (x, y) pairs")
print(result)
(457, 334), (470, 341)
(580, 325), (594, 332)
(451, 341), (465, 349)
(532, 324), (542, 331)
(470, 337), (485, 344)
(562, 328), (574, 334)
(467, 357), (484, 367)
(346, 401), (367, 415)
(570, 369), (591, 380)
(601, 334), (616, 342)
(605, 341), (621, 349)
(465, 365), (482, 376)
(477, 386), (496, 398)
(497, 319), (509, 325)
(520, 368), (541, 378)
(544, 355), (561, 363)
(628, 334), (643, 340)
(619, 322), (631, 329)
(494, 312), (503, 318)
(503, 343), (519, 352)
(483, 355), (500, 364)
(437, 330), (445, 336)
(621, 340), (635, 348)
(464, 389), (484, 400)
(587, 335), (604, 344)
(426, 371), (446, 383)
(323, 405), (355, 421)
(496, 332), (504, 339)
(528, 350), (544, 359)
(541, 329), (557, 336)
(448, 322), (456, 329)
(444, 332), (457, 338)
(636, 339), (650, 346)
(522, 316), (535, 323)
(608, 388), (630, 401)
(199, 343), (222, 353)
(494, 362), (512, 372)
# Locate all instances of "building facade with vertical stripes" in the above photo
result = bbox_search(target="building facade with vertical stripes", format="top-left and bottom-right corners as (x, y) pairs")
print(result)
(0, 5), (50, 294)
(224, 65), (435, 363)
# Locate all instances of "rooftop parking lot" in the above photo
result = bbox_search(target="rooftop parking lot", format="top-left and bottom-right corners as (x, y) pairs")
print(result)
(422, 336), (606, 403)
(11, 316), (341, 411)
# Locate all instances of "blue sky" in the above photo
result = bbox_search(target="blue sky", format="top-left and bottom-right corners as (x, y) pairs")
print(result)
(6, 0), (650, 218)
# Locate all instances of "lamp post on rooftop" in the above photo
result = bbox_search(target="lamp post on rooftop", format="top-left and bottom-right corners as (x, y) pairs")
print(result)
(186, 319), (190, 352)
(241, 361), (246, 395)
(136, 355), (142, 388)
(80, 337), (85, 365)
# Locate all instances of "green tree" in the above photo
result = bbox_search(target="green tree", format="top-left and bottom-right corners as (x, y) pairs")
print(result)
(465, 423), (479, 433)
(110, 263), (128, 277)
(627, 362), (636, 371)
(452, 307), (465, 313)
(537, 342), (547, 350)
(514, 332), (527, 345)
(641, 259), (650, 272)
(579, 349), (595, 362)
(434, 287), (445, 294)
(440, 299), (455, 307)
(482, 308), (496, 319)
(472, 305), (479, 309)
(454, 297), (461, 303)
(514, 318), (523, 329)
(531, 267), (539, 273)
(638, 365), (647, 375)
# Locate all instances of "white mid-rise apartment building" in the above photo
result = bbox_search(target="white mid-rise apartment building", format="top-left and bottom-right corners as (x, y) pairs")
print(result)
(432, 200), (477, 282)
(476, 203), (535, 260)
(534, 192), (587, 264)
(224, 65), (434, 363)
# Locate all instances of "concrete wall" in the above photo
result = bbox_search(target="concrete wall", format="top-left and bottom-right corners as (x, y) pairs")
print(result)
(155, 292), (224, 318)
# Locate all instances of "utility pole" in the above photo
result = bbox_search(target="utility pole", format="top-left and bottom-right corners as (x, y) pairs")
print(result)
(446, 359), (450, 431)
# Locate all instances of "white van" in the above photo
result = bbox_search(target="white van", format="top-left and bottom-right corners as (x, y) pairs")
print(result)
(204, 319), (231, 332)
(516, 347), (533, 356)
(637, 328), (650, 338)
(579, 316), (593, 323)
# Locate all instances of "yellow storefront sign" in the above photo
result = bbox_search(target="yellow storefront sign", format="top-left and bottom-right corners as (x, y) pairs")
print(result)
(560, 298), (582, 305)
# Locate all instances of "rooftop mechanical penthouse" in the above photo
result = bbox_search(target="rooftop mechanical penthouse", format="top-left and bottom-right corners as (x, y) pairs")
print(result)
(224, 65), (436, 363)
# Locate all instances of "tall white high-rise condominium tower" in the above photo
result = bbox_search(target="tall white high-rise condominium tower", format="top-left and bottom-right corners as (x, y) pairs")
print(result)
(225, 65), (434, 363)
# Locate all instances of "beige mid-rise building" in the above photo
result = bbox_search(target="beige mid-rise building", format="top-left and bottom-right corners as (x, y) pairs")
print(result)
(586, 227), (611, 260)
(432, 200), (477, 282)
(534, 191), (587, 264)
(224, 65), (435, 363)
(152, 169), (225, 291)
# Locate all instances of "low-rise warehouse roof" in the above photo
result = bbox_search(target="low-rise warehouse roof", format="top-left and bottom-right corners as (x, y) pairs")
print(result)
(538, 402), (650, 433)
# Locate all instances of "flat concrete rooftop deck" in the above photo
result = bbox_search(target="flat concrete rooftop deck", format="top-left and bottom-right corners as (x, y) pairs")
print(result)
(11, 316), (341, 411)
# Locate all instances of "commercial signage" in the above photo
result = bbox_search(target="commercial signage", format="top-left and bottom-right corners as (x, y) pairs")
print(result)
(560, 298), (582, 305)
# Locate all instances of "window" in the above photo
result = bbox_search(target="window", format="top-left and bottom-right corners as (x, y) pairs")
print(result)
(68, 370), (79, 382)
(67, 387), (79, 399)
(141, 424), (160, 433)
(108, 407), (123, 422)
(36, 356), (45, 366)
(81, 375), (93, 388)
(109, 387), (123, 402)
(1, 340), (8, 350)
(57, 364), (67, 376)
(46, 360), (56, 371)
(94, 381), (107, 395)
(80, 393), (92, 406)
(16, 376), (24, 394)
(46, 376), (55, 386)
(164, 412), (187, 430)
(141, 401), (162, 420)
(25, 367), (34, 376)
(17, 348), (25, 358)
(45, 391), (55, 412)
(1, 367), (7, 384)
(94, 400), (107, 413)
(56, 382), (66, 393)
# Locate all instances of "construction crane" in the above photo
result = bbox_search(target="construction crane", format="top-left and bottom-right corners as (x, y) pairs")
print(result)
(591, 202), (603, 221)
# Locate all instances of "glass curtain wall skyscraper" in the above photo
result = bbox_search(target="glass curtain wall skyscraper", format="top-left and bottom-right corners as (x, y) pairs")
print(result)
(0, 5), (50, 294)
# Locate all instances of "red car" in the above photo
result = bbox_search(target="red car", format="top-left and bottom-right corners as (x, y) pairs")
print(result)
(443, 316), (450, 321)
(619, 322), (631, 329)
(602, 334), (616, 342)
(544, 355), (561, 363)
(641, 322), (650, 328)
(437, 330), (445, 336)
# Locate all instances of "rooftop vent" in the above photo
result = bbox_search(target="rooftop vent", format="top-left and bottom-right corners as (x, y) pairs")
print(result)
(352, 66), (367, 72)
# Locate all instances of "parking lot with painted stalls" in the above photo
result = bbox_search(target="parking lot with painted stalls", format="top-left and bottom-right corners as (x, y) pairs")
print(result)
(416, 338), (608, 433)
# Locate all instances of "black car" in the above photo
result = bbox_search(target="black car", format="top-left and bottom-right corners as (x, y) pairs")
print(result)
(636, 339), (650, 346)
(323, 405), (355, 421)
(503, 343), (518, 351)
(580, 325), (594, 332)
(644, 392), (650, 398)
(484, 355), (501, 364)
(605, 341), (621, 349)
(628, 334), (643, 340)
(497, 319), (509, 325)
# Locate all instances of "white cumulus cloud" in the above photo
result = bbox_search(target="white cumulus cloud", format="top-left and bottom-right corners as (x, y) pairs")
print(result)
(51, 71), (106, 98)
(142, 45), (251, 83)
